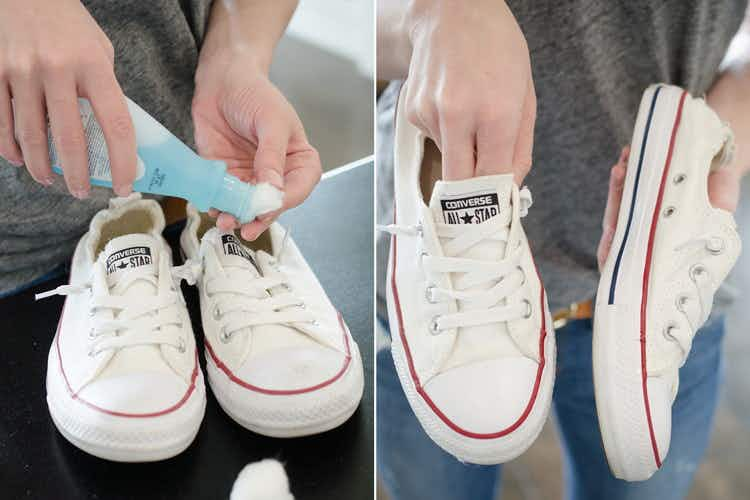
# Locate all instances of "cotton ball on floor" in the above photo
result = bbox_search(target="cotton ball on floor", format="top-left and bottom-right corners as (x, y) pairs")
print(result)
(230, 459), (294, 500)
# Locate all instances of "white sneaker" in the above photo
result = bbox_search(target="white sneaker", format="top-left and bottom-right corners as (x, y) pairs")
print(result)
(38, 194), (206, 462)
(594, 84), (741, 480)
(180, 205), (364, 437)
(381, 85), (555, 465)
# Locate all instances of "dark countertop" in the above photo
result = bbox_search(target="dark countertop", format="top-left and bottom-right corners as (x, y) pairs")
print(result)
(0, 161), (374, 500)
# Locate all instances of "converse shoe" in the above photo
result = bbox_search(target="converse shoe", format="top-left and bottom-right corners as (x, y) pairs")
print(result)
(37, 194), (206, 462)
(594, 84), (741, 480)
(180, 206), (364, 437)
(380, 84), (555, 465)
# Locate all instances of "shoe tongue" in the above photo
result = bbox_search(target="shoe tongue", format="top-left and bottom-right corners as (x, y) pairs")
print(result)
(100, 234), (160, 289)
(430, 174), (512, 227)
(428, 174), (522, 370)
(95, 233), (171, 379)
(203, 228), (261, 277)
(201, 228), (318, 356)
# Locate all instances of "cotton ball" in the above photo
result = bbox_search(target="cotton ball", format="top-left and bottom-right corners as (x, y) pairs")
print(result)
(230, 459), (294, 500)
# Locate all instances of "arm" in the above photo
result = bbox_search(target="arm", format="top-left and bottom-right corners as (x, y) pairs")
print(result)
(193, 0), (321, 240)
(376, 0), (412, 80)
(707, 13), (750, 211)
(376, 0), (536, 183)
(198, 0), (297, 74)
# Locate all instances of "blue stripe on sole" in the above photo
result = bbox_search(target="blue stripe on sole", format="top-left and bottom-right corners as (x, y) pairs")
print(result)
(608, 86), (661, 305)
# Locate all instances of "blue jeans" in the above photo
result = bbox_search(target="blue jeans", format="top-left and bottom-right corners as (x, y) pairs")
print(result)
(377, 316), (725, 500)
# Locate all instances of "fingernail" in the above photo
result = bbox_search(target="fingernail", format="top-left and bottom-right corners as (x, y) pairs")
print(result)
(42, 177), (55, 186)
(257, 169), (284, 189)
(72, 189), (89, 200)
(9, 159), (23, 167)
(114, 184), (132, 197)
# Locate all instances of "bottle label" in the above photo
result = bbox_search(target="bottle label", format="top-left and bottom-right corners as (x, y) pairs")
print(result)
(48, 98), (145, 183)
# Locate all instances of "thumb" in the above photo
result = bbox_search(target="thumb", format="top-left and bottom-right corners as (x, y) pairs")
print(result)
(254, 117), (289, 190)
(597, 147), (630, 271)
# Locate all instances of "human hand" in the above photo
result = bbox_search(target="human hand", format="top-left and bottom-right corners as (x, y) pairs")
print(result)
(402, 0), (535, 183)
(192, 55), (321, 241)
(596, 145), (741, 271)
(0, 0), (136, 198)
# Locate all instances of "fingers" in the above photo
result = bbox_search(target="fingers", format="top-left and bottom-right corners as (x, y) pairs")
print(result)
(45, 78), (89, 197)
(239, 210), (279, 241)
(708, 168), (741, 212)
(277, 145), (321, 209)
(253, 116), (289, 190)
(216, 212), (240, 232)
(0, 82), (23, 166)
(597, 147), (630, 271)
(474, 79), (532, 182)
(82, 68), (135, 196)
(237, 143), (321, 241)
(11, 76), (54, 186)
(439, 116), (475, 181)
(510, 79), (537, 184)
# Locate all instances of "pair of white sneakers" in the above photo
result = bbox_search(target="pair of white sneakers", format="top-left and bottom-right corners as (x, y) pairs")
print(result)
(38, 194), (364, 462)
(384, 83), (740, 480)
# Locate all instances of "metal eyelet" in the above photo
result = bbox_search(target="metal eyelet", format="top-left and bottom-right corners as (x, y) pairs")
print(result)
(706, 237), (725, 255)
(177, 337), (186, 353)
(309, 319), (320, 327)
(663, 322), (679, 341)
(689, 263), (706, 281)
(429, 316), (441, 335)
(522, 299), (532, 319)
(282, 283), (292, 292)
(516, 266), (526, 286)
(416, 223), (424, 237)
(220, 326), (232, 343)
(425, 285), (436, 304)
(88, 308), (95, 318)
(663, 206), (676, 218)
(88, 328), (96, 339)
(87, 347), (95, 357)
(299, 302), (306, 309)
(212, 304), (222, 321)
(673, 173), (686, 185)
(675, 294), (689, 312)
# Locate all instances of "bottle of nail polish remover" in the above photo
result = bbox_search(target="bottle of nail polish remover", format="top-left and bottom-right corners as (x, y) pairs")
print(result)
(48, 98), (283, 223)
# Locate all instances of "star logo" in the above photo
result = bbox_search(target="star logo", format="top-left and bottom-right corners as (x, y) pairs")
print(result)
(116, 261), (129, 270)
(460, 212), (475, 224)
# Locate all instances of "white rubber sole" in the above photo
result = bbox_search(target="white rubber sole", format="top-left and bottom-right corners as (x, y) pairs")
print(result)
(594, 84), (684, 481)
(46, 351), (206, 462)
(205, 347), (364, 438)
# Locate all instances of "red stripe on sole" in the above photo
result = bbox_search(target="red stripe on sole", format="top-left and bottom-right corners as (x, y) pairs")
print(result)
(55, 303), (201, 419)
(205, 311), (352, 396)
(640, 89), (688, 468)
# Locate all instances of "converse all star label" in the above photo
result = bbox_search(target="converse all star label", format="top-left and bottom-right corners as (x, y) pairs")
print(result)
(105, 246), (153, 275)
(440, 191), (500, 224)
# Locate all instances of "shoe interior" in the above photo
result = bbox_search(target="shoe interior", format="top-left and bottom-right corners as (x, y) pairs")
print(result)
(195, 211), (274, 255)
(94, 208), (157, 256)
(419, 138), (443, 203)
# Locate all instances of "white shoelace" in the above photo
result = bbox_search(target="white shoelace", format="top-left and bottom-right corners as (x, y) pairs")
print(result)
(379, 186), (533, 335)
(206, 253), (315, 343)
(657, 233), (726, 371)
(36, 255), (200, 356)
